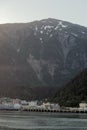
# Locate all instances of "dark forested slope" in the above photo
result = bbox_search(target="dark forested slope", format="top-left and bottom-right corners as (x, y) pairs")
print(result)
(52, 69), (87, 107)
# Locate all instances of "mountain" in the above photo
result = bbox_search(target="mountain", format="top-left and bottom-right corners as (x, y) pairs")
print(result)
(0, 18), (87, 99)
(52, 69), (87, 107)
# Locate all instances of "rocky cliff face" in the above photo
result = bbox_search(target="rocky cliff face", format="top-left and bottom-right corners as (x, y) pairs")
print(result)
(0, 18), (87, 98)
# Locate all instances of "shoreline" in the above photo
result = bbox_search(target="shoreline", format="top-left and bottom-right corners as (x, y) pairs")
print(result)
(0, 109), (87, 113)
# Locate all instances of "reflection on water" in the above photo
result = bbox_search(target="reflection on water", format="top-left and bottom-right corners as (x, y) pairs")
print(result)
(0, 111), (87, 130)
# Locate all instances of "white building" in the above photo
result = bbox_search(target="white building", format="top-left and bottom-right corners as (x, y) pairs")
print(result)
(42, 102), (60, 110)
(28, 101), (38, 107)
(50, 103), (60, 110)
(79, 102), (87, 112)
(13, 103), (21, 110)
(21, 100), (28, 105)
(79, 102), (87, 108)
(42, 102), (51, 110)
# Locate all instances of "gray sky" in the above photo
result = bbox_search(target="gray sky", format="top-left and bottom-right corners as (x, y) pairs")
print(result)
(0, 0), (87, 27)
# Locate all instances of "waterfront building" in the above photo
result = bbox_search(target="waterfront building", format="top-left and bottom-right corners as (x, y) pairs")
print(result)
(21, 100), (28, 105)
(12, 99), (21, 104)
(13, 103), (21, 109)
(42, 102), (60, 110)
(28, 101), (38, 107)
(79, 102), (87, 108)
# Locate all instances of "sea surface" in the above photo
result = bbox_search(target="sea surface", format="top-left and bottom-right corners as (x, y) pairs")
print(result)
(0, 111), (87, 130)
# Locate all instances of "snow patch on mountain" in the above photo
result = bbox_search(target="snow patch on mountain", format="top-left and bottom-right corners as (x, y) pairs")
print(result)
(55, 25), (59, 30)
(44, 25), (54, 30)
(49, 34), (53, 37)
(58, 21), (68, 28)
(40, 30), (43, 34)
(40, 38), (43, 43)
(71, 33), (78, 37)
(82, 31), (85, 34)
(35, 25), (38, 31)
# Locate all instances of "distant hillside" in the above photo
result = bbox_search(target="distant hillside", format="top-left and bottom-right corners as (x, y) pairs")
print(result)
(52, 69), (87, 107)
(0, 18), (87, 99)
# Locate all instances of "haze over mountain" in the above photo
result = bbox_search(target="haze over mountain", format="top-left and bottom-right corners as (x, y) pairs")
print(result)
(0, 18), (87, 99)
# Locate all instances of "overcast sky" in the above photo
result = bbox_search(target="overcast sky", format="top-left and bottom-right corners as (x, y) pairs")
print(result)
(0, 0), (87, 27)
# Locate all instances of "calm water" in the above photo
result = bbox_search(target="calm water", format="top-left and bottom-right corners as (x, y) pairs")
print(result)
(0, 111), (87, 130)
